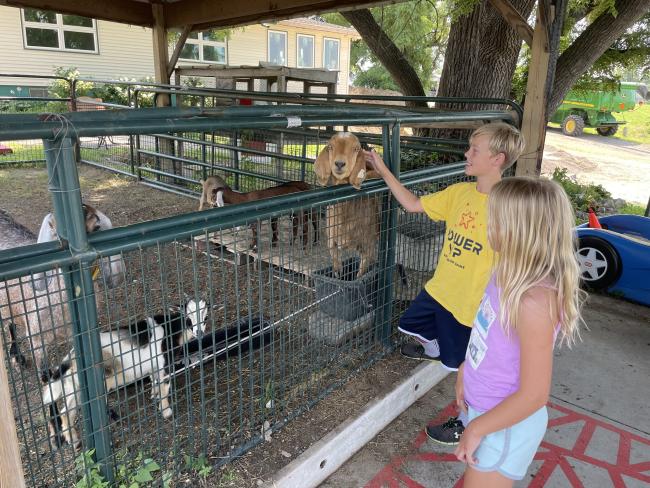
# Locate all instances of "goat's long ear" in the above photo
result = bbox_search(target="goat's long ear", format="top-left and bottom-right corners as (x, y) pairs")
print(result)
(349, 151), (368, 190)
(313, 145), (331, 187)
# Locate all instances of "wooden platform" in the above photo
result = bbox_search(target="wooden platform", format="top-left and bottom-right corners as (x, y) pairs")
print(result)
(192, 216), (332, 278)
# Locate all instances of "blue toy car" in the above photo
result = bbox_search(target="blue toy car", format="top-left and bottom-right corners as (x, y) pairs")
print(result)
(576, 214), (650, 306)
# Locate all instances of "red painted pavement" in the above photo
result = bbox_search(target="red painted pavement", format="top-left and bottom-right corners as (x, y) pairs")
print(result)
(365, 401), (650, 488)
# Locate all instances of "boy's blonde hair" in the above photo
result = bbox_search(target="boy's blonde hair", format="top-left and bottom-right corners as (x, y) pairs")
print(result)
(470, 122), (526, 170)
(488, 177), (585, 347)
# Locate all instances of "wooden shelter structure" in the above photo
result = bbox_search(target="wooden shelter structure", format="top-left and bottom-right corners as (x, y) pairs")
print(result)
(174, 63), (339, 94)
(0, 0), (558, 485)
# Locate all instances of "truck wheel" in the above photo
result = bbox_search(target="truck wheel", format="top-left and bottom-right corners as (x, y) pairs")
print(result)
(596, 126), (618, 136)
(562, 115), (585, 136)
(577, 236), (621, 290)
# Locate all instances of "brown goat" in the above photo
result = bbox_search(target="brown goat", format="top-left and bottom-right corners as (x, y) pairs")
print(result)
(199, 176), (319, 250)
(314, 133), (380, 278)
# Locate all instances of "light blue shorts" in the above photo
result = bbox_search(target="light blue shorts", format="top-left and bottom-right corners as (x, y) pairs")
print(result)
(467, 404), (548, 480)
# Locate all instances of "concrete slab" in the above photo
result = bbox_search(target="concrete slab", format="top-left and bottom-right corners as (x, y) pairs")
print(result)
(320, 294), (650, 487)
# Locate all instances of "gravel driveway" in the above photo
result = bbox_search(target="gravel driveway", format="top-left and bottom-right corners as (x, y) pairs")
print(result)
(542, 128), (650, 205)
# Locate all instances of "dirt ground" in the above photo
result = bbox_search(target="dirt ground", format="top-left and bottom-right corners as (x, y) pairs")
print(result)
(0, 165), (414, 487)
(542, 128), (650, 205)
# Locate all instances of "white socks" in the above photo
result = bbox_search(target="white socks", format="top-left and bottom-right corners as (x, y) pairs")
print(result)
(417, 338), (440, 358)
(458, 410), (469, 427)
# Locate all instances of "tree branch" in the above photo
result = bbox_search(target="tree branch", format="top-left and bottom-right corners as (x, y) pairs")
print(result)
(549, 0), (650, 112)
(342, 9), (428, 106)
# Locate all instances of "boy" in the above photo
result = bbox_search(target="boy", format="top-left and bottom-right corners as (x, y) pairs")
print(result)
(366, 122), (525, 444)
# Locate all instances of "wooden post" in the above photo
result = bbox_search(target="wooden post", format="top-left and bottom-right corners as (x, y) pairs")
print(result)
(151, 3), (170, 107)
(516, 6), (552, 177)
(151, 3), (177, 182)
(0, 342), (26, 488)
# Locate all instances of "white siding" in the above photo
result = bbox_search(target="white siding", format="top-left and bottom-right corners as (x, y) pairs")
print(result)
(0, 6), (355, 94)
(0, 6), (155, 86)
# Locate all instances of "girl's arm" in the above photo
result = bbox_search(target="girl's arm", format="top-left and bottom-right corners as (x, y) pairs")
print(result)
(455, 287), (556, 464)
(365, 151), (424, 213)
(456, 362), (467, 414)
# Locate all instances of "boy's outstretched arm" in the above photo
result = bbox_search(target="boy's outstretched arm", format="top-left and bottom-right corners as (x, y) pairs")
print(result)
(365, 151), (424, 213)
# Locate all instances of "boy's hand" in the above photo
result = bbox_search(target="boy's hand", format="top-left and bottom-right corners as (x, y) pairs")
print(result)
(364, 150), (388, 176)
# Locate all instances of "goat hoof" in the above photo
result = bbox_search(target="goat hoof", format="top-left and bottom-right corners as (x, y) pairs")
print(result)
(162, 407), (173, 419)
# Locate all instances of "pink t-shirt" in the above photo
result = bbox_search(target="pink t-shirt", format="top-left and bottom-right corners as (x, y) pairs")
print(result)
(463, 277), (557, 412)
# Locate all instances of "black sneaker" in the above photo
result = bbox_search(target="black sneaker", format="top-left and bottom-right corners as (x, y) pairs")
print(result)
(400, 342), (440, 362)
(425, 417), (465, 445)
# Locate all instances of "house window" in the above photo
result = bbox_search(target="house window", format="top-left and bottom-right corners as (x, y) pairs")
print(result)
(179, 30), (227, 64)
(323, 38), (340, 71)
(268, 30), (287, 66)
(297, 34), (314, 68)
(22, 8), (97, 53)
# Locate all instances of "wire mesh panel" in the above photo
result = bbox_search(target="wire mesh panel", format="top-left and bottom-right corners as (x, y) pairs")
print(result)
(0, 105), (518, 485)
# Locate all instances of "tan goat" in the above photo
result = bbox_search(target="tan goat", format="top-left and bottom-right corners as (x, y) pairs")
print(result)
(314, 132), (380, 279)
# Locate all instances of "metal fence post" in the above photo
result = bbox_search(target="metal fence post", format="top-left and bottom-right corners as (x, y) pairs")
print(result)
(376, 124), (400, 345)
(43, 136), (113, 482)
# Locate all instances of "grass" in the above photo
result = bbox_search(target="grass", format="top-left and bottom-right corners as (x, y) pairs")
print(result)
(612, 103), (650, 144)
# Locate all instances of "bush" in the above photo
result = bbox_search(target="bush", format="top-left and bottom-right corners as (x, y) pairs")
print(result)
(550, 167), (611, 213)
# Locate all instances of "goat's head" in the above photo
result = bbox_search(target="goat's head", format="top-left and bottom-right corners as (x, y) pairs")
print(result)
(173, 294), (208, 337)
(314, 132), (368, 189)
(82, 204), (102, 233)
(200, 176), (228, 208)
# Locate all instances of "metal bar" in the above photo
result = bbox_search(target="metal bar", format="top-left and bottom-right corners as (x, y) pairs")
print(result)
(0, 163), (467, 277)
(377, 124), (400, 345)
(137, 149), (290, 185)
(0, 111), (517, 140)
(43, 137), (113, 482)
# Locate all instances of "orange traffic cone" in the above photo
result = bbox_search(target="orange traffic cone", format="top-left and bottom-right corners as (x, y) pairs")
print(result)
(588, 207), (602, 229)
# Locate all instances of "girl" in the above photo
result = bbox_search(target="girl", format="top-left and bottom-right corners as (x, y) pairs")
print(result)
(454, 177), (585, 487)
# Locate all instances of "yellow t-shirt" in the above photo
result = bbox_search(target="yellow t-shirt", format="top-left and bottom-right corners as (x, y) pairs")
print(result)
(420, 182), (494, 327)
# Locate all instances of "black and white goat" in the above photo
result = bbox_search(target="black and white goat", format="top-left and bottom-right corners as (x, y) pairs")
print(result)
(41, 297), (207, 449)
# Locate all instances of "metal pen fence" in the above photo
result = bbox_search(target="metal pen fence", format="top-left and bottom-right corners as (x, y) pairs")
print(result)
(0, 105), (502, 486)
(1, 75), (521, 199)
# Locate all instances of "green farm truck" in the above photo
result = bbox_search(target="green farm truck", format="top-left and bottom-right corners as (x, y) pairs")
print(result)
(549, 81), (639, 137)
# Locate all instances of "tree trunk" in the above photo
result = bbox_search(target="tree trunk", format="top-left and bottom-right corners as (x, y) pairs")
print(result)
(549, 0), (650, 113)
(438, 0), (536, 104)
(342, 9), (428, 107)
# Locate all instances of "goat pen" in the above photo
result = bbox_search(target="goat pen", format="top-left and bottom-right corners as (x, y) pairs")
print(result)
(0, 104), (518, 486)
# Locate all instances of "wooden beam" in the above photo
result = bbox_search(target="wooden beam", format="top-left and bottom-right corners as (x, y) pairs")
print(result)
(486, 0), (533, 47)
(516, 6), (552, 176)
(167, 24), (193, 78)
(2, 0), (153, 26)
(151, 4), (170, 106)
(0, 342), (26, 488)
(164, 0), (403, 30)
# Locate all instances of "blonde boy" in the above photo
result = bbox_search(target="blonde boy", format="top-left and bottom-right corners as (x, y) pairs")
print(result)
(366, 122), (525, 444)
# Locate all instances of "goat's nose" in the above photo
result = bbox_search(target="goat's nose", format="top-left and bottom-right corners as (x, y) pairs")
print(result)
(334, 160), (345, 170)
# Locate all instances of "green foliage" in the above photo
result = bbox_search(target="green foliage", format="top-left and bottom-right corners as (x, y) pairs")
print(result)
(323, 1), (450, 92)
(400, 148), (442, 171)
(354, 67), (400, 91)
(551, 167), (611, 214)
(47, 67), (157, 108)
(75, 450), (162, 488)
(513, 4), (649, 102)
(75, 450), (109, 488)
(184, 454), (213, 478)
(618, 202), (646, 215)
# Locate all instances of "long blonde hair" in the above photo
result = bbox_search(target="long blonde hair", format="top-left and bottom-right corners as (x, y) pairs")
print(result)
(488, 177), (585, 346)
